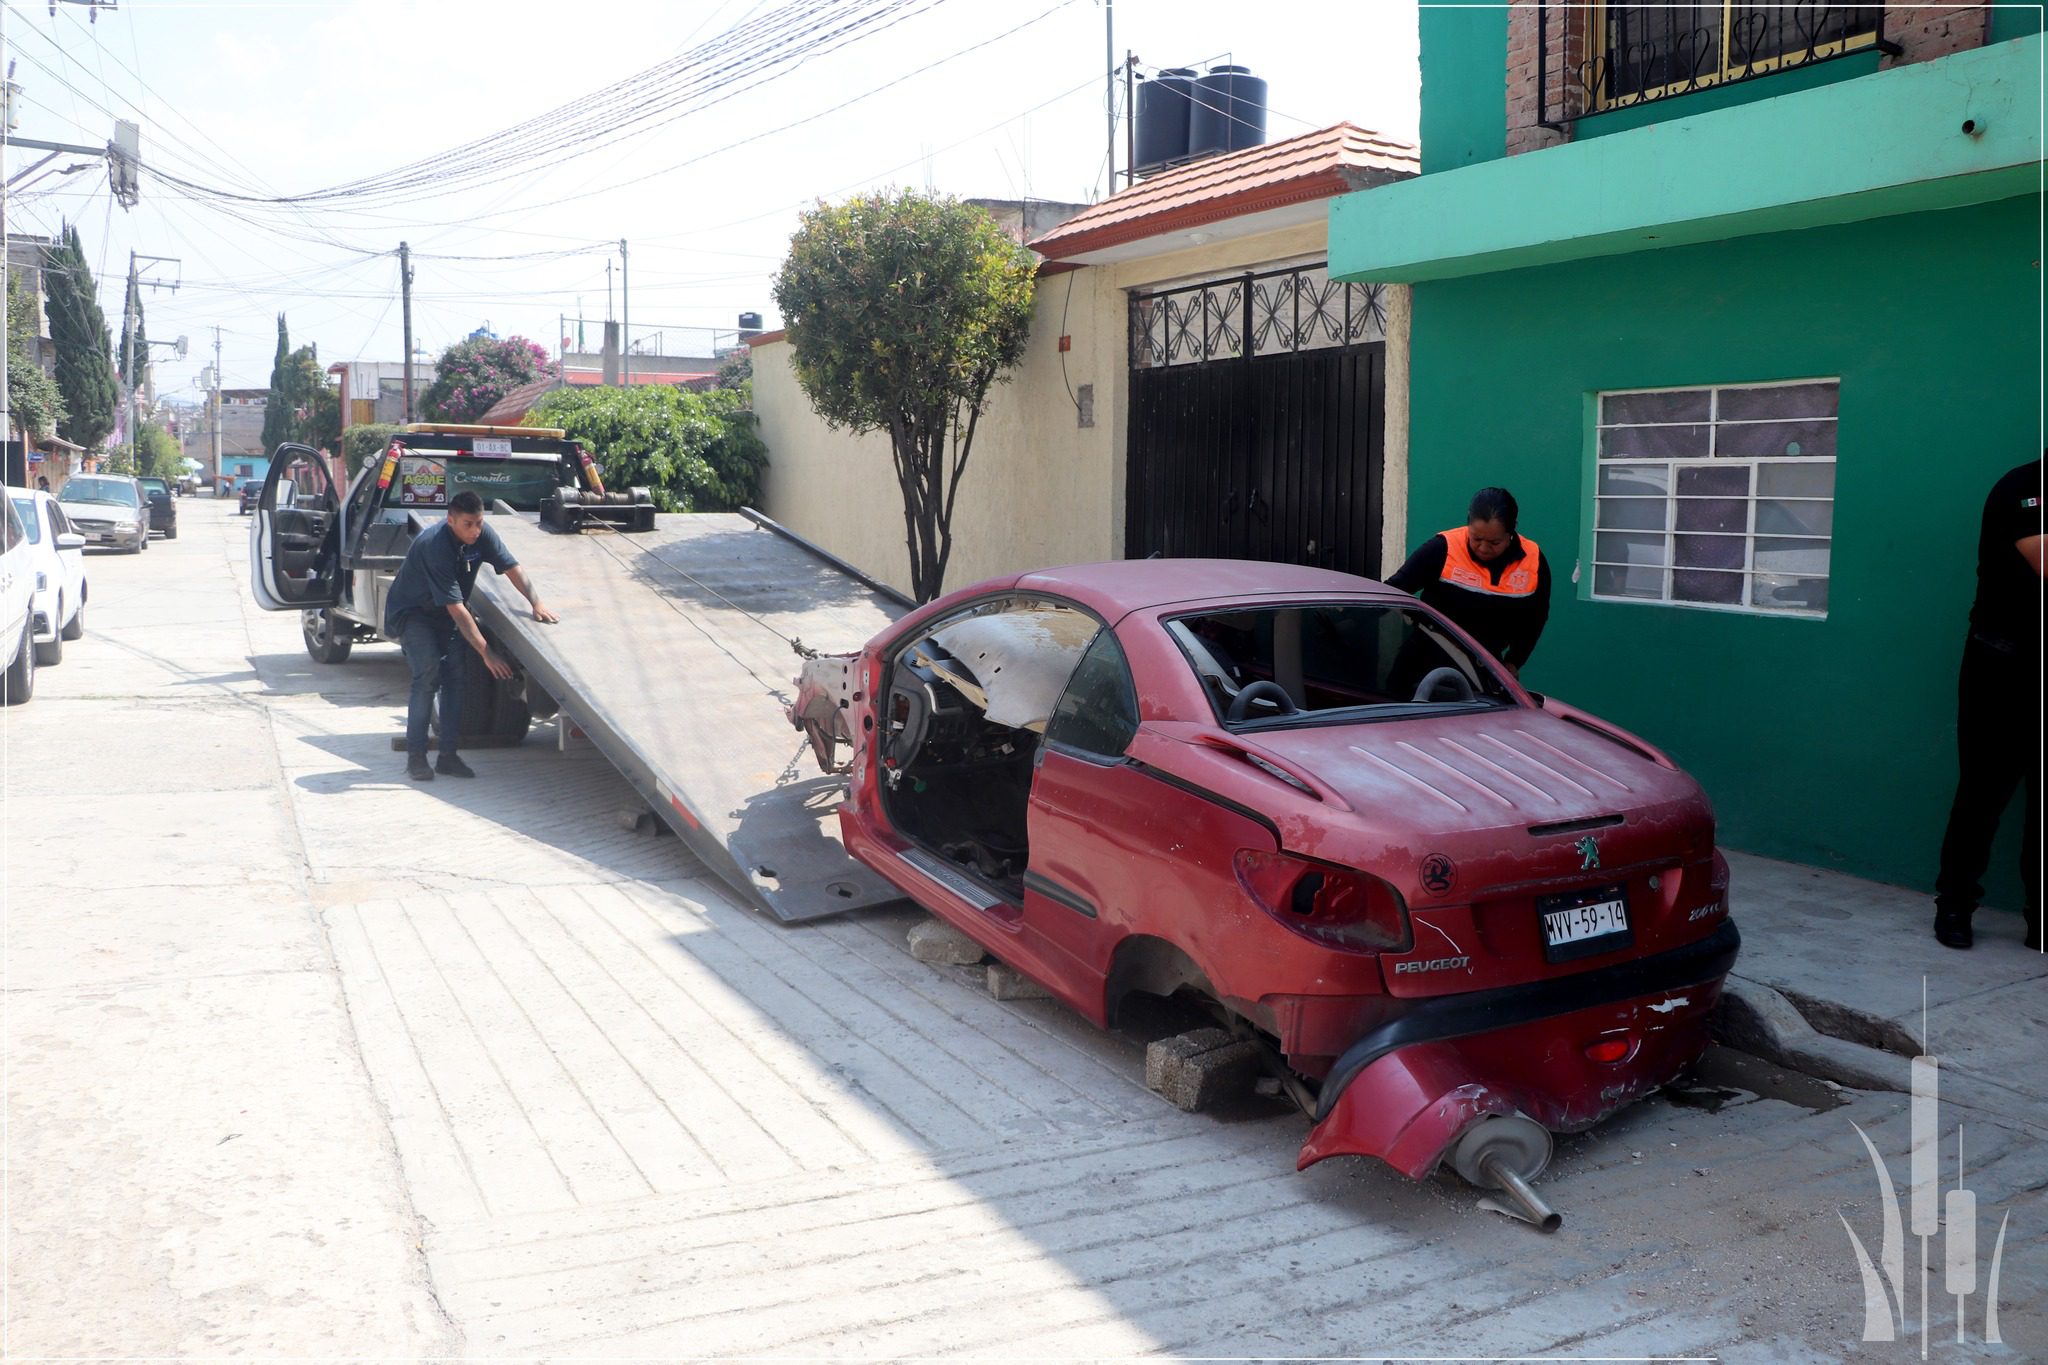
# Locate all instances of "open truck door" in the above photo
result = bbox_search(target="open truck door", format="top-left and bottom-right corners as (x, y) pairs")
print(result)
(250, 443), (342, 612)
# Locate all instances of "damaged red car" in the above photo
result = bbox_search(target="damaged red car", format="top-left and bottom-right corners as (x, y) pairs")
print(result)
(802, 559), (1739, 1227)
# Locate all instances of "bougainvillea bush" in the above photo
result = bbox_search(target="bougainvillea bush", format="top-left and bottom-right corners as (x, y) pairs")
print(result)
(420, 336), (550, 423)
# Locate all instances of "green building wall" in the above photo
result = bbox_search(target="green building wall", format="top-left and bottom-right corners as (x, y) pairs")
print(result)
(1418, 4), (1506, 173)
(1403, 193), (2040, 901)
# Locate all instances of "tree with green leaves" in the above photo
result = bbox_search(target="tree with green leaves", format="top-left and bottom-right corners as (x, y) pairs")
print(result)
(527, 383), (766, 513)
(261, 315), (293, 452)
(772, 190), (1037, 601)
(44, 224), (119, 451)
(7, 275), (65, 443)
(421, 335), (549, 423)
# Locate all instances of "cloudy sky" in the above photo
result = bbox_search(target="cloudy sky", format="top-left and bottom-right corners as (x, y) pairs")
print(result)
(3, 0), (1420, 397)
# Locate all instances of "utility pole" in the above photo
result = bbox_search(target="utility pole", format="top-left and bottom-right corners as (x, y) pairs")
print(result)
(210, 326), (221, 492)
(2, 0), (12, 467)
(121, 249), (136, 455)
(619, 238), (629, 390)
(1104, 0), (1115, 195)
(399, 241), (415, 422)
(1124, 50), (1137, 191)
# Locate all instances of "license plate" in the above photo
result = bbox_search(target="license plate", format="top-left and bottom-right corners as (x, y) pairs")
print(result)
(1539, 883), (1633, 962)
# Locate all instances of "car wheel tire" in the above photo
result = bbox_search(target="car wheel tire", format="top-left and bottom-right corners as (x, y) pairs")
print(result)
(3, 621), (34, 705)
(61, 595), (83, 641)
(34, 599), (62, 666)
(166, 526), (178, 540)
(303, 609), (354, 664)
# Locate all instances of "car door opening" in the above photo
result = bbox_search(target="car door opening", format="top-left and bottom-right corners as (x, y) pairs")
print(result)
(879, 599), (1103, 894)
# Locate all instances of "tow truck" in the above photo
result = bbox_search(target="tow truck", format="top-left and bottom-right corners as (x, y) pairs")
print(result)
(248, 423), (909, 922)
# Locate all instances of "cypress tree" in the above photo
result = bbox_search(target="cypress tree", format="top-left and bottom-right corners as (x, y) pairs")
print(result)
(261, 314), (293, 452)
(44, 223), (119, 451)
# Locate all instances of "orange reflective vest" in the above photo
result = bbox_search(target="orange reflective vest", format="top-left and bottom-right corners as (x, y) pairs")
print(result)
(1439, 525), (1541, 597)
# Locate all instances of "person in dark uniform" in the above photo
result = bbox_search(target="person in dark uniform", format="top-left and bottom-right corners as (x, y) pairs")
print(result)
(1387, 486), (1551, 675)
(385, 490), (559, 783)
(1933, 455), (2044, 950)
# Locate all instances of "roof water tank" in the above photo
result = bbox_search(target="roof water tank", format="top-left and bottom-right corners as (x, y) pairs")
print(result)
(1133, 67), (1197, 175)
(1188, 65), (1268, 159)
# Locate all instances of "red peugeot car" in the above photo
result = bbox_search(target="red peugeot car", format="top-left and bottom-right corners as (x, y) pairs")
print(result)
(797, 559), (1737, 1226)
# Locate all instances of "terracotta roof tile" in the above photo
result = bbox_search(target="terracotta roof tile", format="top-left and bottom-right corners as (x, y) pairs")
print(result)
(478, 376), (563, 426)
(1028, 122), (1417, 261)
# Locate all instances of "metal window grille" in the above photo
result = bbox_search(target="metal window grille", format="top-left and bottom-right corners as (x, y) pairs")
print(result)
(1129, 262), (1386, 370)
(1592, 379), (1838, 618)
(1540, 4), (1893, 126)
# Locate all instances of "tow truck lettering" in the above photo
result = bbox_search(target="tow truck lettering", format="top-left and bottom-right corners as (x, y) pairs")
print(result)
(1393, 955), (1471, 974)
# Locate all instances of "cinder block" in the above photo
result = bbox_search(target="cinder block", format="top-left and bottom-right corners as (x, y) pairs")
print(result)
(986, 962), (1051, 1001)
(1144, 1030), (1264, 1112)
(906, 916), (988, 966)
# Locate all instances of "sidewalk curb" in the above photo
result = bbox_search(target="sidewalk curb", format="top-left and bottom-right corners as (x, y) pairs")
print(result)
(1714, 975), (1911, 1094)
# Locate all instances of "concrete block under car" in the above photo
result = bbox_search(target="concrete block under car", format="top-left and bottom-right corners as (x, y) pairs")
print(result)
(986, 961), (1052, 1001)
(907, 916), (989, 966)
(1145, 1029), (1264, 1112)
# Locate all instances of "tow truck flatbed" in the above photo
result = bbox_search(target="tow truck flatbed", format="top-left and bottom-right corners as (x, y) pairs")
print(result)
(470, 510), (909, 923)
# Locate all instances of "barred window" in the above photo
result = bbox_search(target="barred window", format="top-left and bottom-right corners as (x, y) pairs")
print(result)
(1599, 5), (1882, 111)
(1593, 380), (1837, 617)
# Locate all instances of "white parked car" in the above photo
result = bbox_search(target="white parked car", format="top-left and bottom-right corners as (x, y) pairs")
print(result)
(2, 492), (35, 703)
(56, 473), (150, 553)
(7, 487), (87, 664)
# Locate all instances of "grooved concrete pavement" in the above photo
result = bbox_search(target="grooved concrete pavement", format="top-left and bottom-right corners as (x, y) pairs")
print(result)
(4, 499), (2042, 1359)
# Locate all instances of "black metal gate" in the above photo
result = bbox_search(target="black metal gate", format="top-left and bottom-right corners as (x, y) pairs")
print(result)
(1126, 263), (1385, 578)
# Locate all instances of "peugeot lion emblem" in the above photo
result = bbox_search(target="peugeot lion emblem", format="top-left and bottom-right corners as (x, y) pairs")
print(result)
(1575, 835), (1601, 871)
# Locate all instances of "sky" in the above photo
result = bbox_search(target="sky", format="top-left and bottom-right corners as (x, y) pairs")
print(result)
(1, 0), (1420, 399)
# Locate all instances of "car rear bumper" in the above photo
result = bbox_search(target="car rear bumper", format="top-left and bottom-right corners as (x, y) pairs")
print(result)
(1298, 919), (1740, 1179)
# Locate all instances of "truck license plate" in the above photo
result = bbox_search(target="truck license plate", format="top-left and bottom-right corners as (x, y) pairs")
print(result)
(1539, 884), (1632, 962)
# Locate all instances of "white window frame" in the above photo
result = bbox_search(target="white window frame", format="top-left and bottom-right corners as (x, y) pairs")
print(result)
(1591, 378), (1837, 619)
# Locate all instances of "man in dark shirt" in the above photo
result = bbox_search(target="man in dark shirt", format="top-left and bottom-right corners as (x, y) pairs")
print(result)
(385, 490), (559, 781)
(1387, 486), (1552, 674)
(1933, 455), (2043, 950)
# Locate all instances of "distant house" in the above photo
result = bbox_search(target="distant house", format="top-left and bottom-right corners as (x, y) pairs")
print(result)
(180, 388), (271, 492)
(328, 360), (420, 427)
(751, 123), (1419, 598)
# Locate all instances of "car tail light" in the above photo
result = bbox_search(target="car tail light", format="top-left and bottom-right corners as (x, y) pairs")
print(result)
(1233, 850), (1411, 953)
(1584, 1035), (1635, 1064)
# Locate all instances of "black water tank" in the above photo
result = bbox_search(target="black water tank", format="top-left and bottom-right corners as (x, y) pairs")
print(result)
(738, 311), (763, 331)
(1133, 67), (1197, 174)
(1189, 65), (1268, 158)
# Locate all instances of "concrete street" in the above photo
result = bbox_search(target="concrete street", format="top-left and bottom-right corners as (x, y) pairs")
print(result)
(4, 496), (2042, 1359)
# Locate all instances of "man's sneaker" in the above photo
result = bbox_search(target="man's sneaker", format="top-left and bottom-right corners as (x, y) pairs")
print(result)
(1932, 905), (1973, 950)
(407, 757), (434, 782)
(436, 754), (477, 779)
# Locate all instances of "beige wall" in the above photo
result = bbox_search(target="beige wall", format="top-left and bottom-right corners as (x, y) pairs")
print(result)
(755, 219), (1409, 599)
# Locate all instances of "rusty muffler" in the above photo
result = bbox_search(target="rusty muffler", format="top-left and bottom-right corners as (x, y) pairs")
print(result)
(1450, 1113), (1562, 1233)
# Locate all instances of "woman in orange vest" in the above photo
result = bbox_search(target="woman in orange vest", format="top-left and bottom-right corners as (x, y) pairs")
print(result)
(1387, 487), (1551, 674)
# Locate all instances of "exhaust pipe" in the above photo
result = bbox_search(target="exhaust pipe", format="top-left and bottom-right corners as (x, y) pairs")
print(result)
(1451, 1113), (1562, 1233)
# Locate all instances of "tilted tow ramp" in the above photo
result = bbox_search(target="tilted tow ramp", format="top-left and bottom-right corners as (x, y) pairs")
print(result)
(470, 509), (909, 922)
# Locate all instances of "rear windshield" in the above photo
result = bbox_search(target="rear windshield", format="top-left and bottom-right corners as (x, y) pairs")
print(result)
(1168, 602), (1516, 728)
(391, 452), (568, 512)
(62, 478), (138, 506)
(137, 478), (169, 493)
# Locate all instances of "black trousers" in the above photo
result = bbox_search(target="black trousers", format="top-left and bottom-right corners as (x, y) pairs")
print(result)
(1934, 635), (2041, 917)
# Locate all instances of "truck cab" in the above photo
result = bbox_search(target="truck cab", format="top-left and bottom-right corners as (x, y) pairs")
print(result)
(249, 423), (635, 744)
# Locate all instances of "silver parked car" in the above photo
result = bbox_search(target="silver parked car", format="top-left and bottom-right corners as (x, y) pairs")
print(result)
(56, 474), (150, 553)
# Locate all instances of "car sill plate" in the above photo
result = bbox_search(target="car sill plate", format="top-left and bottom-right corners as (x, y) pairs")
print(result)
(899, 848), (1004, 911)
(1539, 883), (1633, 963)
